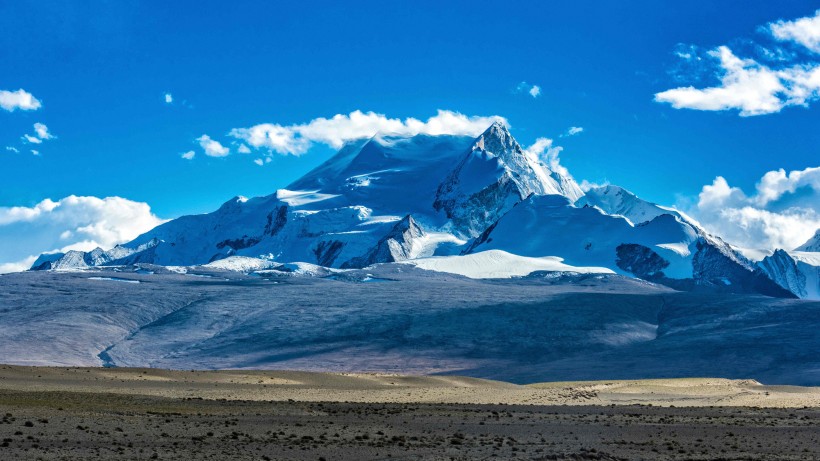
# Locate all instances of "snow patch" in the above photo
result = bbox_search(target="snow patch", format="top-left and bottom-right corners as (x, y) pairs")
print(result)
(88, 276), (140, 284)
(403, 249), (614, 279)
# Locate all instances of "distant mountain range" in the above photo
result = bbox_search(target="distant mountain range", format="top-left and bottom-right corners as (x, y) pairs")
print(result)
(31, 122), (819, 299)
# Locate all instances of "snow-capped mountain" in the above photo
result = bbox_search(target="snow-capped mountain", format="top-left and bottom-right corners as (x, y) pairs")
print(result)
(796, 229), (820, 252)
(758, 250), (820, 300)
(30, 122), (799, 297)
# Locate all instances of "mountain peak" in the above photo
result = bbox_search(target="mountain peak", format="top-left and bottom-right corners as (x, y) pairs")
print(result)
(474, 121), (516, 155)
(796, 229), (820, 252)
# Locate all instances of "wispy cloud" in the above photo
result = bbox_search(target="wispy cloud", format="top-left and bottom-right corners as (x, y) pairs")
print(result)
(196, 134), (230, 157)
(180, 150), (195, 160)
(5, 146), (19, 153)
(21, 123), (55, 145)
(22, 135), (42, 144)
(33, 123), (53, 140)
(515, 81), (541, 98)
(523, 137), (569, 177)
(565, 126), (584, 137)
(0, 88), (41, 111)
(655, 10), (820, 116)
(228, 110), (506, 156)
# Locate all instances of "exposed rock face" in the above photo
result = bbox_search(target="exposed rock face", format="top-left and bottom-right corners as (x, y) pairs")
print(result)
(616, 244), (670, 279)
(692, 239), (796, 298)
(434, 122), (583, 237)
(342, 215), (425, 268)
(31, 239), (162, 270)
(759, 249), (808, 298)
(265, 205), (288, 236)
(313, 240), (345, 267)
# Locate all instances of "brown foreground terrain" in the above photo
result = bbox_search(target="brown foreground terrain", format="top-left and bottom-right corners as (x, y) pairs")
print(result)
(1, 366), (819, 460)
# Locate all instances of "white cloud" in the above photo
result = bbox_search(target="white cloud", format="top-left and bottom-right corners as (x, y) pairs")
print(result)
(30, 150), (40, 156)
(0, 88), (41, 111)
(5, 146), (19, 153)
(253, 158), (264, 166)
(33, 123), (53, 140)
(515, 82), (541, 98)
(524, 137), (569, 177)
(22, 123), (55, 145)
(229, 110), (507, 156)
(180, 150), (195, 160)
(655, 47), (790, 116)
(566, 126), (584, 136)
(579, 179), (610, 191)
(164, 93), (173, 104)
(0, 195), (166, 274)
(196, 134), (230, 157)
(770, 9), (820, 53)
(237, 144), (251, 154)
(690, 167), (820, 250)
(656, 10), (820, 116)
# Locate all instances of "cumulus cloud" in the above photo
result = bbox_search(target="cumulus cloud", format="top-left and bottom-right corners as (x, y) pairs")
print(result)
(237, 144), (251, 154)
(0, 88), (41, 111)
(0, 196), (166, 274)
(515, 82), (541, 98)
(769, 9), (820, 53)
(196, 134), (230, 157)
(655, 10), (820, 116)
(524, 137), (569, 177)
(164, 93), (173, 104)
(180, 150), (195, 160)
(229, 110), (507, 156)
(690, 167), (820, 250)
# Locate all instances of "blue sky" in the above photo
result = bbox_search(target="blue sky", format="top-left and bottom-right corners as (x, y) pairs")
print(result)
(1, 1), (820, 270)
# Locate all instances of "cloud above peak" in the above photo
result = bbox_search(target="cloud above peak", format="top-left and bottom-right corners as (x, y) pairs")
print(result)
(228, 110), (507, 156)
(690, 166), (820, 251)
(655, 10), (820, 116)
(0, 88), (41, 112)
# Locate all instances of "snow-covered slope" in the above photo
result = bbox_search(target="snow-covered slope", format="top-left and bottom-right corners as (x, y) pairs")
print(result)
(796, 229), (820, 252)
(577, 185), (693, 225)
(434, 122), (583, 237)
(758, 250), (820, 300)
(466, 194), (792, 296)
(29, 122), (797, 297)
(404, 249), (614, 279)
